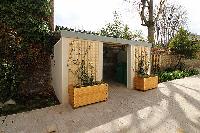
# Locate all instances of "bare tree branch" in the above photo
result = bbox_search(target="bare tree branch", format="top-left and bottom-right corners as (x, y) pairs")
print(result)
(139, 0), (148, 26)
(155, 0), (167, 21)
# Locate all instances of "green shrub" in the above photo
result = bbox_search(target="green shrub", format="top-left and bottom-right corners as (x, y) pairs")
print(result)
(158, 69), (199, 83)
(169, 28), (200, 69)
(0, 22), (23, 102)
(0, 63), (22, 102)
(0, 0), (58, 102)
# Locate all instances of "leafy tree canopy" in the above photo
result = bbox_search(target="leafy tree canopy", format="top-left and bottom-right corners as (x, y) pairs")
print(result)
(169, 27), (200, 59)
(0, 0), (52, 48)
(100, 11), (145, 41)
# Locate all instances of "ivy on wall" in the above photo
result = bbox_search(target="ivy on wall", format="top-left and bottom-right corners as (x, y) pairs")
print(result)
(0, 0), (58, 102)
(0, 0), (51, 46)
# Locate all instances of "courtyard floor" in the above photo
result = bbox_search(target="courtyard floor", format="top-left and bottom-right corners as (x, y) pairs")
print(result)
(0, 75), (200, 133)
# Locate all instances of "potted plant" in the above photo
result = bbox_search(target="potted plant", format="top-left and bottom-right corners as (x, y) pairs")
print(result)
(68, 60), (108, 108)
(134, 50), (158, 91)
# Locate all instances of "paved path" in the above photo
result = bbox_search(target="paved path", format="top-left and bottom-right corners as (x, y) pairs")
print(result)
(1, 75), (200, 133)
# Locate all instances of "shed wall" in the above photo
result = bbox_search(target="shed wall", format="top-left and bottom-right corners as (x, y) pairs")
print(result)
(51, 39), (63, 102)
(67, 39), (103, 86)
(52, 34), (152, 104)
(127, 45), (134, 89)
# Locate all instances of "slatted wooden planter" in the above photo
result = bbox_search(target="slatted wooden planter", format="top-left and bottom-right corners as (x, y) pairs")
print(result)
(68, 83), (108, 108)
(134, 76), (158, 91)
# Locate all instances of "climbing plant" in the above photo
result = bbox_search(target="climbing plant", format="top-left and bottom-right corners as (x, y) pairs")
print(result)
(0, 0), (58, 101)
(0, 0), (52, 48)
(68, 40), (100, 88)
(0, 22), (23, 102)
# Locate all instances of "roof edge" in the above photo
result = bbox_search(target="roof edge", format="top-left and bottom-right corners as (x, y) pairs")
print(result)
(61, 30), (152, 47)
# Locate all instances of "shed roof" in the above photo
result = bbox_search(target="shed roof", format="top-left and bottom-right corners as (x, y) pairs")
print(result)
(61, 30), (152, 47)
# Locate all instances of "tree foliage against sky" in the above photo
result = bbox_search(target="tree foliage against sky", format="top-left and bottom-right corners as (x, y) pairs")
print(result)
(125, 0), (188, 47)
(155, 3), (187, 47)
(169, 28), (199, 58)
(126, 0), (167, 45)
(124, 0), (167, 45)
(100, 11), (144, 41)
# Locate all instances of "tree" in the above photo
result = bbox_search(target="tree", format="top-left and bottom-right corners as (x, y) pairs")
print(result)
(100, 11), (144, 41)
(155, 3), (187, 47)
(169, 28), (200, 68)
(140, 0), (168, 45)
(126, 0), (166, 45)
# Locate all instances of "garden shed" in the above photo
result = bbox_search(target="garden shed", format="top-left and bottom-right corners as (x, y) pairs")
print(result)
(51, 30), (152, 105)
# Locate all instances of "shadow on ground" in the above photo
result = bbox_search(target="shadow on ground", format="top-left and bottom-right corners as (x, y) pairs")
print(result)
(0, 75), (200, 133)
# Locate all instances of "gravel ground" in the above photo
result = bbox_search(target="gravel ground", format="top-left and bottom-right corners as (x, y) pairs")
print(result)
(0, 75), (200, 133)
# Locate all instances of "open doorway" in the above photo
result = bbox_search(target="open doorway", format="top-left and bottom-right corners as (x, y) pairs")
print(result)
(103, 43), (127, 86)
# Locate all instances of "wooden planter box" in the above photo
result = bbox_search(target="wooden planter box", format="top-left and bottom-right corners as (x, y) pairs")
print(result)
(68, 83), (108, 108)
(134, 76), (158, 91)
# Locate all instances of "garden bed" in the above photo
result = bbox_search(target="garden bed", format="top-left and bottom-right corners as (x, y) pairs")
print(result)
(0, 93), (59, 116)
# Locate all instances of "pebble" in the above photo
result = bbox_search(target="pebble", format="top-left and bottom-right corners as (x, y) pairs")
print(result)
(47, 124), (57, 133)
(0, 102), (3, 108)
(4, 99), (16, 105)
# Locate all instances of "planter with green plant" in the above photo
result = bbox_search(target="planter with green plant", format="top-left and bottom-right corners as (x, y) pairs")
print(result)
(68, 60), (108, 108)
(134, 50), (158, 91)
(68, 41), (108, 108)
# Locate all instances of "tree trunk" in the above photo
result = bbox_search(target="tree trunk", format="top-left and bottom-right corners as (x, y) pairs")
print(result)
(148, 25), (155, 45)
(148, 0), (155, 46)
(175, 55), (182, 69)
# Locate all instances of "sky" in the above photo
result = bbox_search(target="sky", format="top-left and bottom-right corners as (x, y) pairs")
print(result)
(55, 0), (200, 38)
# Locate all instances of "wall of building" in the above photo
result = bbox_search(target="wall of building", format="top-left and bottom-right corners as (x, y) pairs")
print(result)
(67, 39), (103, 86)
(51, 39), (63, 102)
(52, 36), (152, 104)
(127, 45), (134, 89)
(52, 38), (103, 104)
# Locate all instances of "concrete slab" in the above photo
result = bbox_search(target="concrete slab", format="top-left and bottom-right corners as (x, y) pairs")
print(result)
(0, 75), (200, 133)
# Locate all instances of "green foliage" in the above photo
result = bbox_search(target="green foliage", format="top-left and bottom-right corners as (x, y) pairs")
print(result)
(0, 0), (51, 46)
(55, 15), (145, 41)
(0, 63), (22, 102)
(77, 60), (94, 87)
(158, 69), (199, 83)
(137, 56), (149, 76)
(0, 93), (59, 116)
(55, 25), (100, 36)
(0, 23), (23, 102)
(0, 1), (58, 102)
(135, 50), (150, 77)
(169, 27), (200, 59)
(100, 11), (144, 41)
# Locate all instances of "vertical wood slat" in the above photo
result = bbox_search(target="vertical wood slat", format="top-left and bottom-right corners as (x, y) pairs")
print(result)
(134, 46), (151, 76)
(68, 39), (100, 86)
